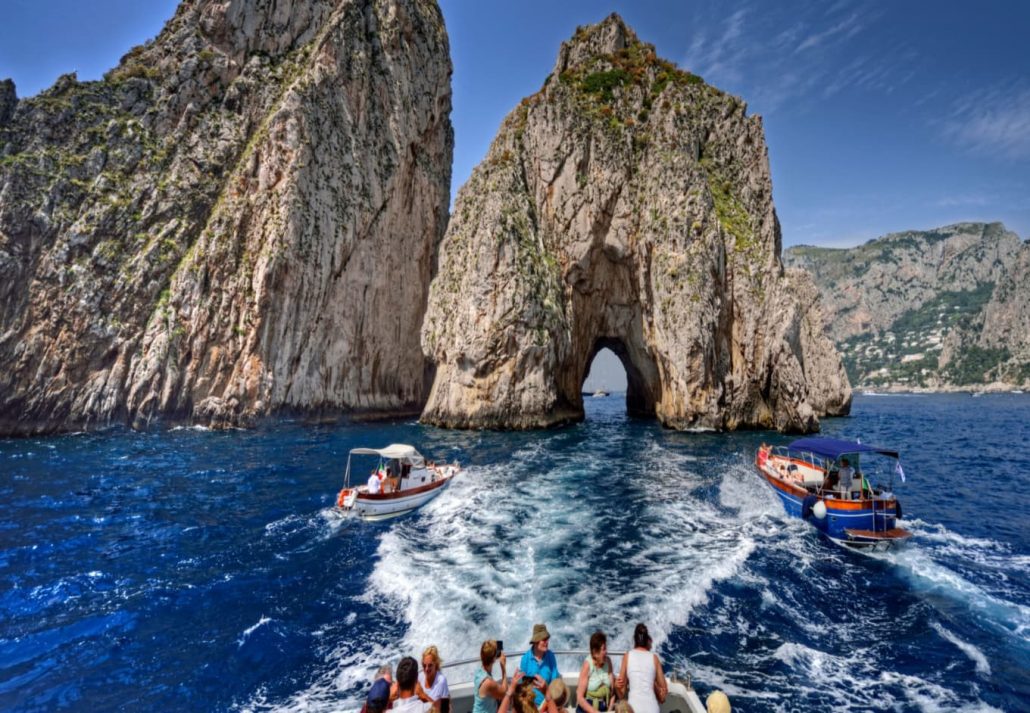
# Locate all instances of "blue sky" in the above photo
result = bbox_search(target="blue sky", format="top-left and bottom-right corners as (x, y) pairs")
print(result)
(2, 1), (1028, 248)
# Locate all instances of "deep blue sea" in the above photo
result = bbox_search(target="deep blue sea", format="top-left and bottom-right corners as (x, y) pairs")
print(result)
(2, 393), (1028, 712)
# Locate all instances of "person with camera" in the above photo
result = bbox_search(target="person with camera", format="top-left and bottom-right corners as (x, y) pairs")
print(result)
(473, 640), (508, 713)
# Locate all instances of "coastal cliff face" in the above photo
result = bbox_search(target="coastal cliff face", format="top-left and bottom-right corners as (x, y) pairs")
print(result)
(421, 15), (850, 433)
(785, 223), (1030, 389)
(0, 0), (453, 435)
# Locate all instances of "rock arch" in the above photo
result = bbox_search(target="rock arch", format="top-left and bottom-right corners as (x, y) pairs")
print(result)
(420, 15), (850, 433)
(579, 337), (658, 418)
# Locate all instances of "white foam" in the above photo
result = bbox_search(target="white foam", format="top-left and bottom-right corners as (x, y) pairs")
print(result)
(238, 616), (273, 647)
(930, 621), (991, 676)
(886, 534), (1030, 639)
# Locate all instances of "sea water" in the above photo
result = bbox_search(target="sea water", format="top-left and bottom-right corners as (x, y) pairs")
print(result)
(1, 394), (1027, 711)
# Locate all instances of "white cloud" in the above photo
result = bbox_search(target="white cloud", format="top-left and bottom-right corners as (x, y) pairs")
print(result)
(940, 84), (1030, 160)
(795, 13), (863, 52)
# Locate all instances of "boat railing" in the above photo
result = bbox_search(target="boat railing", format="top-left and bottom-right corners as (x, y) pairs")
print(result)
(440, 649), (695, 692)
(767, 445), (828, 471)
(440, 650), (627, 672)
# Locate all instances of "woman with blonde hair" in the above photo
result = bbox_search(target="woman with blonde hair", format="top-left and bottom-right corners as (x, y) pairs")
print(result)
(417, 645), (450, 705)
(499, 673), (568, 713)
(473, 640), (508, 713)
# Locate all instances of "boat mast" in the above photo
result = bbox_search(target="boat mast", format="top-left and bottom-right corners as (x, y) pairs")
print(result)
(344, 453), (352, 488)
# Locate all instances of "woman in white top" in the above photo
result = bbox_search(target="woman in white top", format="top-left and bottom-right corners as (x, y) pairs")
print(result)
(417, 645), (451, 705)
(616, 624), (667, 713)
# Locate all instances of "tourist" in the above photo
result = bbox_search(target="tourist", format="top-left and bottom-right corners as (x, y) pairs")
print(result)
(367, 467), (383, 495)
(576, 631), (614, 713)
(499, 674), (532, 713)
(611, 703), (634, 713)
(519, 623), (560, 706)
(417, 645), (450, 706)
(546, 678), (569, 713)
(384, 466), (401, 493)
(838, 457), (855, 496)
(365, 664), (393, 713)
(705, 690), (731, 713)
(473, 640), (508, 713)
(616, 624), (667, 713)
(394, 656), (431, 713)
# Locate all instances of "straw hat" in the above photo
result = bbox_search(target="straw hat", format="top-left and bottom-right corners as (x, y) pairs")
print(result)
(706, 690), (731, 713)
(530, 623), (551, 643)
(548, 679), (568, 707)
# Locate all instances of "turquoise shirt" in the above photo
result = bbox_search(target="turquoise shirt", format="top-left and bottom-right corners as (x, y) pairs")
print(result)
(472, 667), (498, 713)
(519, 649), (559, 706)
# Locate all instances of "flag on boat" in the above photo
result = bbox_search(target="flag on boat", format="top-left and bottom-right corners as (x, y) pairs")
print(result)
(895, 461), (906, 482)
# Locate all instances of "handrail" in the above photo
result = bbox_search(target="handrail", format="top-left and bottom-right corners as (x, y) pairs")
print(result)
(441, 650), (627, 672)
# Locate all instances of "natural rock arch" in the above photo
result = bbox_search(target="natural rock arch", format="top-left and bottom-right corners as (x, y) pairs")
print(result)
(580, 337), (659, 418)
(420, 15), (850, 433)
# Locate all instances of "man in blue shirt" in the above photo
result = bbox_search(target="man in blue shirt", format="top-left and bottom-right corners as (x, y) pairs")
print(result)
(519, 623), (559, 706)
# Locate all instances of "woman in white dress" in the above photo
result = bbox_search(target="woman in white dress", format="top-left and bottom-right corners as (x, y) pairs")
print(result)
(615, 624), (667, 713)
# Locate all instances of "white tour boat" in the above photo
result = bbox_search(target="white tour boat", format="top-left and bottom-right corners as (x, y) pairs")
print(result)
(335, 444), (459, 521)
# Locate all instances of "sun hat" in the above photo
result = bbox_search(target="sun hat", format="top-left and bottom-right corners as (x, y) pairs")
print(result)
(548, 678), (568, 707)
(706, 690), (731, 713)
(530, 623), (551, 643)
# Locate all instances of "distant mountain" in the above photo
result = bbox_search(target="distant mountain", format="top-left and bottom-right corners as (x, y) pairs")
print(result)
(784, 222), (1030, 390)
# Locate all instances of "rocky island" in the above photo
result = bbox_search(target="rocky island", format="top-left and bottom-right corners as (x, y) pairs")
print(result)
(785, 222), (1030, 391)
(0, 0), (453, 436)
(421, 15), (850, 433)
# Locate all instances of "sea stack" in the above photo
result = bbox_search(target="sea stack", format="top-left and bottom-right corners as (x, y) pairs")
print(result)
(0, 0), (453, 435)
(421, 14), (850, 433)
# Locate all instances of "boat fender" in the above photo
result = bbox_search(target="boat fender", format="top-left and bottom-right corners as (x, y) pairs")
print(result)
(894, 498), (903, 521)
(801, 495), (817, 519)
(812, 500), (827, 520)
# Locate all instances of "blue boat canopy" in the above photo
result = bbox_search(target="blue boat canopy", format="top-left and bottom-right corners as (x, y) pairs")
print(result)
(787, 437), (899, 461)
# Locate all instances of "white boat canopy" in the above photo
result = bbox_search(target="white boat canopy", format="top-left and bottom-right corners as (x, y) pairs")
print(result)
(348, 444), (425, 465)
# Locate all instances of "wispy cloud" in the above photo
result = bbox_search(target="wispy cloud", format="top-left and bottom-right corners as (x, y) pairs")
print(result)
(932, 193), (991, 208)
(682, 0), (904, 115)
(940, 83), (1030, 160)
(795, 12), (863, 52)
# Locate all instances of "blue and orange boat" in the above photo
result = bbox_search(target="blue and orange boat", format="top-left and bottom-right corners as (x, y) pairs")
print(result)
(756, 437), (912, 551)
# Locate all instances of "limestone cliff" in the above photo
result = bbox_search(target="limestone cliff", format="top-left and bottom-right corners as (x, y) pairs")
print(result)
(784, 223), (1029, 389)
(0, 0), (452, 435)
(421, 15), (849, 433)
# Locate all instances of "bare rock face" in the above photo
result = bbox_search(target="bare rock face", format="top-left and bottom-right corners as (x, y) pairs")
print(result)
(0, 0), (452, 435)
(421, 15), (849, 433)
(980, 241), (1030, 382)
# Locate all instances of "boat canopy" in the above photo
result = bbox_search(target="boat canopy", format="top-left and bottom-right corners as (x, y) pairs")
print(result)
(349, 444), (425, 465)
(788, 437), (899, 461)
